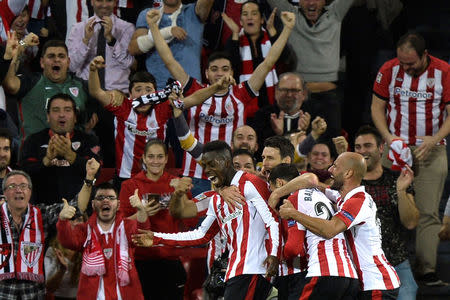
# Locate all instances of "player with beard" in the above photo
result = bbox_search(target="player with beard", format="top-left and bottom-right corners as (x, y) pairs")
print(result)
(274, 152), (401, 299)
(355, 125), (419, 298)
(57, 182), (149, 299)
(0, 129), (12, 196)
(133, 140), (280, 300)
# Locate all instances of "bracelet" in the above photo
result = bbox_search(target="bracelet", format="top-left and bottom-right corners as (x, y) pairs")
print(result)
(84, 178), (96, 187)
(18, 40), (27, 47)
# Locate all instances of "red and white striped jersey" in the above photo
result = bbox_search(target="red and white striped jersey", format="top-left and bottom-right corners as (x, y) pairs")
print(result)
(373, 55), (450, 146)
(154, 171), (280, 281)
(27, 0), (46, 19)
(117, 0), (133, 8)
(182, 78), (258, 179)
(193, 190), (226, 272)
(106, 98), (172, 178)
(334, 186), (400, 291)
(286, 189), (357, 279)
(65, 0), (89, 39)
(0, 0), (27, 43)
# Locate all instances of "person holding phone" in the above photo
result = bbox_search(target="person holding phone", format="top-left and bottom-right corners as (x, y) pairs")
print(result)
(118, 138), (195, 300)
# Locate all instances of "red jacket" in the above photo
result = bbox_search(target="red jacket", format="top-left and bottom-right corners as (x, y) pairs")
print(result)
(119, 171), (197, 260)
(57, 214), (148, 300)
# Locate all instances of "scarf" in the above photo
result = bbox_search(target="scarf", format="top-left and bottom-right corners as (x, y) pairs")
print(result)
(238, 28), (278, 105)
(81, 217), (130, 286)
(132, 79), (182, 109)
(0, 203), (44, 283)
(388, 139), (412, 171)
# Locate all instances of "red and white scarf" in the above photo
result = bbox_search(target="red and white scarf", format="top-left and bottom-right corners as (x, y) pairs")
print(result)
(238, 28), (278, 105)
(81, 217), (130, 286)
(0, 203), (44, 283)
(388, 139), (413, 171)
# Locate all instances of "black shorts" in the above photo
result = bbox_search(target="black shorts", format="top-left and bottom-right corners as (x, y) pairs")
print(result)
(358, 288), (399, 300)
(299, 276), (360, 300)
(224, 274), (272, 300)
(274, 272), (307, 300)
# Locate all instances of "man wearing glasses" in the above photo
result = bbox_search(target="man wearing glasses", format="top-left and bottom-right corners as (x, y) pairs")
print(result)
(57, 182), (149, 299)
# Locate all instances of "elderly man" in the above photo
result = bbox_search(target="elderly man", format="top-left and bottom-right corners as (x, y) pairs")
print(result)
(371, 32), (450, 286)
(20, 93), (101, 205)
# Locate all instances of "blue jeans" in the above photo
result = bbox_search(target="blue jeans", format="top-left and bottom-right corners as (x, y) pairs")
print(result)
(394, 259), (418, 300)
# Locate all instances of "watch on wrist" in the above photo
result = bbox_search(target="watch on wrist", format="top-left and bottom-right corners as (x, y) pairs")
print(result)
(18, 40), (27, 47)
(84, 178), (96, 187)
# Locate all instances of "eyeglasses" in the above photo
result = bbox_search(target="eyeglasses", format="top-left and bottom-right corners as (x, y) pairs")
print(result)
(94, 195), (118, 201)
(277, 88), (302, 94)
(5, 183), (30, 191)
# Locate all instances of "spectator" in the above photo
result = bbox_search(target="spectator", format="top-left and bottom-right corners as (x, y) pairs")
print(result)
(0, 0), (27, 43)
(232, 148), (257, 174)
(276, 152), (401, 298)
(128, 0), (214, 89)
(133, 140), (280, 300)
(266, 0), (355, 140)
(118, 139), (193, 300)
(0, 170), (46, 298)
(371, 32), (450, 286)
(439, 196), (450, 240)
(231, 125), (259, 154)
(269, 163), (359, 300)
(222, 2), (279, 114)
(57, 182), (149, 300)
(147, 9), (296, 194)
(20, 93), (101, 205)
(2, 38), (96, 142)
(0, 128), (12, 197)
(252, 72), (312, 148)
(306, 143), (334, 184)
(89, 56), (233, 182)
(45, 214), (85, 300)
(355, 125), (419, 299)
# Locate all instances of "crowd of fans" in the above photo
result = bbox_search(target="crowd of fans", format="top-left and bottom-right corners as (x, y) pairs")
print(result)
(0, 0), (449, 299)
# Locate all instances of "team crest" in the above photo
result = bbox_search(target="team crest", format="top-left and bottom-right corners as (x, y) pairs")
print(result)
(103, 248), (113, 259)
(72, 141), (81, 151)
(427, 78), (435, 88)
(69, 87), (79, 97)
(0, 243), (11, 270)
(20, 242), (42, 268)
(90, 146), (101, 154)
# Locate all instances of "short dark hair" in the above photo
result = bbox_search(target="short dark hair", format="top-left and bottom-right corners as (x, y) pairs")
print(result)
(264, 136), (294, 162)
(355, 125), (383, 147)
(144, 138), (167, 155)
(232, 148), (256, 169)
(129, 71), (157, 93)
(92, 182), (118, 200)
(397, 31), (426, 57)
(0, 128), (12, 148)
(2, 170), (32, 192)
(203, 140), (232, 160)
(268, 163), (299, 184)
(207, 51), (233, 69)
(46, 93), (77, 113)
(240, 1), (262, 16)
(41, 40), (68, 57)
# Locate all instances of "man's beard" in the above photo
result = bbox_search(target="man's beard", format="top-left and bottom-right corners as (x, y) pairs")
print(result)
(330, 176), (344, 191)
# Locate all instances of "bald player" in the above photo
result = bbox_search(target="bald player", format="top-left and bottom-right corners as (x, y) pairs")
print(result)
(277, 152), (401, 299)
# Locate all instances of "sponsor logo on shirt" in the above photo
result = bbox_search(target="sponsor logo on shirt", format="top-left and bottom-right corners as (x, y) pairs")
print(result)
(127, 124), (157, 137)
(199, 112), (234, 125)
(376, 72), (383, 83)
(393, 87), (433, 99)
(221, 209), (243, 224)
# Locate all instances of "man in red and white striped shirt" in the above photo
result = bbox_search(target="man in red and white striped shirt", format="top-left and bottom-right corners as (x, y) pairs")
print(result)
(146, 9), (296, 195)
(0, 0), (27, 43)
(372, 32), (450, 285)
(278, 152), (400, 299)
(134, 141), (280, 300)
